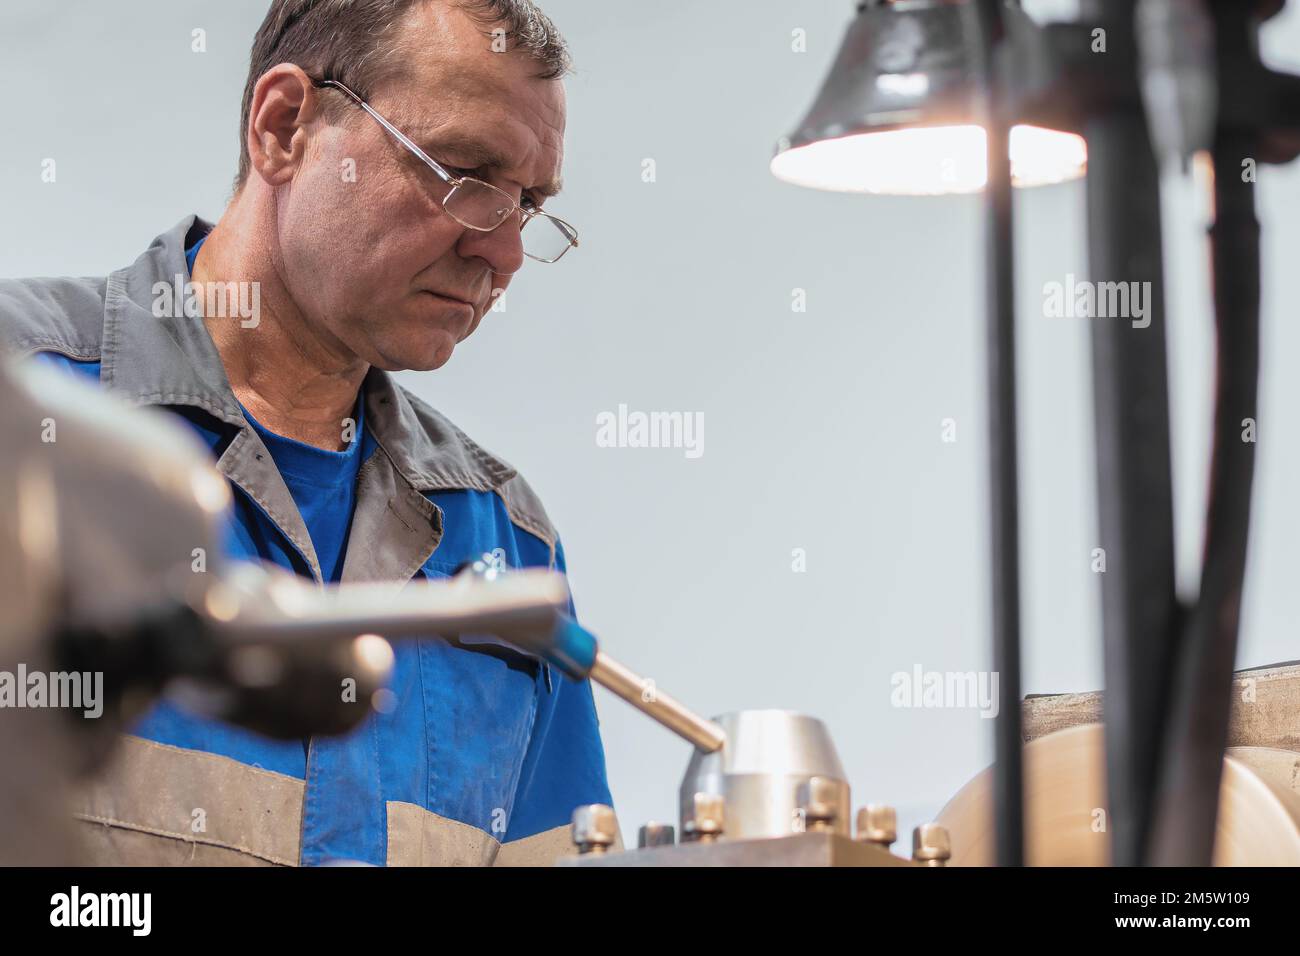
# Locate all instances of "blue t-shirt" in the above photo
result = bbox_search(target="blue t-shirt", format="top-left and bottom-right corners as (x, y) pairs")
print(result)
(187, 235), (365, 584)
(237, 399), (364, 583)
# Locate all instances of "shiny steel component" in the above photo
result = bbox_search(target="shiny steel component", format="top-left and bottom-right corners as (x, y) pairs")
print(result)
(797, 776), (841, 832)
(212, 560), (572, 648)
(856, 804), (898, 847)
(3, 362), (229, 642)
(0, 362), (232, 779)
(679, 710), (850, 840)
(449, 577), (727, 755)
(912, 823), (951, 866)
(637, 822), (676, 848)
(563, 831), (918, 867)
(683, 792), (725, 844)
(165, 559), (577, 739)
(571, 804), (618, 855)
(936, 723), (1300, 866)
(589, 653), (725, 753)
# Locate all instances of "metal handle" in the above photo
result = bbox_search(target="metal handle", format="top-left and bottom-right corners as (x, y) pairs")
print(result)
(589, 652), (725, 753)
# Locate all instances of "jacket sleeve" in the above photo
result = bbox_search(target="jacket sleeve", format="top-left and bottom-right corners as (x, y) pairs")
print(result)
(502, 537), (616, 849)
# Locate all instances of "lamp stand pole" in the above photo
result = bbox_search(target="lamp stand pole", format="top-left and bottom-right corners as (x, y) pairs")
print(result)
(976, 0), (1025, 869)
(1077, 0), (1182, 868)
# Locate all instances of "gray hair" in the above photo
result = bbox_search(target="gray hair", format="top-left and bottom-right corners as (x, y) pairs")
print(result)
(236, 0), (570, 188)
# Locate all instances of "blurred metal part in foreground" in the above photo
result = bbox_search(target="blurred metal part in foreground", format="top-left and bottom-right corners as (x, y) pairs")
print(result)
(184, 561), (571, 739)
(208, 559), (572, 650)
(0, 360), (231, 862)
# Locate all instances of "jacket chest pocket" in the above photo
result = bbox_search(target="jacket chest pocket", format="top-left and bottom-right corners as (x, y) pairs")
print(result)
(417, 636), (540, 837)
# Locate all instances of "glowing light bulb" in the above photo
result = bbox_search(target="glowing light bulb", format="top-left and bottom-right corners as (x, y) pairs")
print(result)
(770, 124), (1087, 196)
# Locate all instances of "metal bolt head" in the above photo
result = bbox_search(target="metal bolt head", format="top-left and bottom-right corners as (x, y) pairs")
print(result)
(797, 776), (841, 830)
(684, 791), (725, 842)
(571, 804), (617, 854)
(912, 822), (952, 865)
(637, 821), (676, 848)
(856, 804), (898, 846)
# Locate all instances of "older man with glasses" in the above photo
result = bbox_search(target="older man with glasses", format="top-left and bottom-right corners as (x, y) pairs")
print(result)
(0, 0), (615, 867)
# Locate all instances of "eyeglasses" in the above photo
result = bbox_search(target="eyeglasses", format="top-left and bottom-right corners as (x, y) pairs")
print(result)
(312, 78), (578, 269)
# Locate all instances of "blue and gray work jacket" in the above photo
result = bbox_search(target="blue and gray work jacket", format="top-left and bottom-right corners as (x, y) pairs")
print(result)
(0, 215), (616, 866)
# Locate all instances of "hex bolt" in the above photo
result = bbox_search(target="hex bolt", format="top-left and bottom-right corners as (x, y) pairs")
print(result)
(571, 804), (617, 855)
(684, 792), (725, 844)
(856, 804), (898, 847)
(912, 823), (952, 866)
(637, 822), (676, 848)
(797, 776), (841, 832)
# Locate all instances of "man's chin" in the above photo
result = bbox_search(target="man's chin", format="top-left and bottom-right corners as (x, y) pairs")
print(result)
(371, 333), (459, 373)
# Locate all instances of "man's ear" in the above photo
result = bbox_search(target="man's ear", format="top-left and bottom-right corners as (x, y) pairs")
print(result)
(246, 64), (322, 186)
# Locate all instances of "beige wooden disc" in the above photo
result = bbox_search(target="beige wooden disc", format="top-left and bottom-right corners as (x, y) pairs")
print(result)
(935, 723), (1300, 865)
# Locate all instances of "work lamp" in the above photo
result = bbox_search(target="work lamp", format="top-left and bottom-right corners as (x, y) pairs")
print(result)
(770, 0), (1086, 194)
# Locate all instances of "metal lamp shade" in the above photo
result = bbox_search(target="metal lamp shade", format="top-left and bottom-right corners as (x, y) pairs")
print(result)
(770, 0), (1085, 195)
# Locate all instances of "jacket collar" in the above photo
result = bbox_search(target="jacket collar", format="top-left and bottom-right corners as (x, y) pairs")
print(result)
(100, 215), (517, 498)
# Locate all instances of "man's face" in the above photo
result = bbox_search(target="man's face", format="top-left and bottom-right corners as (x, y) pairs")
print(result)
(276, 2), (566, 371)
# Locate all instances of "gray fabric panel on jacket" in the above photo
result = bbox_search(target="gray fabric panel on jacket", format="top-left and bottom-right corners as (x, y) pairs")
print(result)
(76, 826), (280, 866)
(494, 823), (576, 866)
(72, 734), (304, 866)
(388, 382), (518, 494)
(339, 446), (443, 586)
(496, 474), (558, 564)
(385, 801), (502, 866)
(0, 274), (108, 360)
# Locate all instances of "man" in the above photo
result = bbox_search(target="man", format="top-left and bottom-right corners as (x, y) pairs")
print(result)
(0, 0), (615, 866)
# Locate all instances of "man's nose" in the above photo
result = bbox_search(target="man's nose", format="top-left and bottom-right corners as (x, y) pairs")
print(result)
(455, 217), (526, 276)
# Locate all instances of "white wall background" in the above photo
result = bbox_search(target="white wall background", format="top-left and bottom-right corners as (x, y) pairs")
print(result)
(2, 0), (1297, 848)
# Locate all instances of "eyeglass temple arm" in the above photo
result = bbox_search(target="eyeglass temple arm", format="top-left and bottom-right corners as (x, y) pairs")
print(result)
(313, 77), (577, 251)
(313, 78), (457, 187)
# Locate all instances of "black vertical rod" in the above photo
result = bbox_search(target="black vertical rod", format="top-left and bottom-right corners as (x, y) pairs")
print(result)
(1082, 112), (1180, 866)
(976, 0), (1024, 868)
(1148, 1), (1260, 863)
(1079, 0), (1181, 867)
(1148, 130), (1258, 865)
